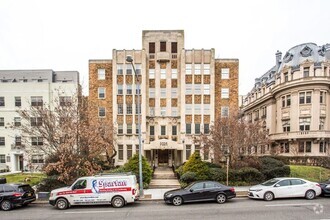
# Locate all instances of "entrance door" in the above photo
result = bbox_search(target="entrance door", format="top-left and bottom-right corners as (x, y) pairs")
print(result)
(158, 149), (168, 165)
(19, 155), (23, 171)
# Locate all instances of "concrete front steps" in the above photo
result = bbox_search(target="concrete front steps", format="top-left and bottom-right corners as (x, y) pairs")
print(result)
(149, 166), (181, 189)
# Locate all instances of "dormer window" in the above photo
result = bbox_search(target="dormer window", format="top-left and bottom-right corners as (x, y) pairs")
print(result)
(300, 45), (312, 57)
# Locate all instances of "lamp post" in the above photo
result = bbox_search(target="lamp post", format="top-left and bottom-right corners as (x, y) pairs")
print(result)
(126, 55), (143, 196)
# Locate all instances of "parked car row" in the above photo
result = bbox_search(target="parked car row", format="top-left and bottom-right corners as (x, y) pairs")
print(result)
(0, 175), (327, 211)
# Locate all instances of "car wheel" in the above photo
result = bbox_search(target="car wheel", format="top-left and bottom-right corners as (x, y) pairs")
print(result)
(56, 198), (69, 210)
(172, 196), (183, 206)
(1, 200), (13, 211)
(216, 193), (227, 204)
(264, 192), (274, 201)
(112, 196), (125, 208)
(305, 190), (316, 200)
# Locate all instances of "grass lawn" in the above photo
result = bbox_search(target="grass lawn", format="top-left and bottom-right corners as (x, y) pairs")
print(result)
(2, 173), (46, 186)
(290, 165), (330, 182)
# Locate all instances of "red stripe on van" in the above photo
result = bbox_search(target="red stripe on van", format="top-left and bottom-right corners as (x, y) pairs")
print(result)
(56, 188), (131, 195)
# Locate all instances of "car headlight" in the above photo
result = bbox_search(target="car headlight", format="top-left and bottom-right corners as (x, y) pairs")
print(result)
(165, 193), (173, 198)
(255, 189), (263, 192)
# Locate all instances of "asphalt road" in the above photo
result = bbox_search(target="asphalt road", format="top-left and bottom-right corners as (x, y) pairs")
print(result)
(2, 197), (330, 220)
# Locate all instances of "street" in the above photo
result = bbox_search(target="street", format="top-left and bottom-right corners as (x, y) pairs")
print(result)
(2, 197), (330, 220)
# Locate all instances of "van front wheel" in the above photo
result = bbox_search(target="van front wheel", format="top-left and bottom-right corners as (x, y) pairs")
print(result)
(112, 196), (125, 208)
(56, 198), (69, 210)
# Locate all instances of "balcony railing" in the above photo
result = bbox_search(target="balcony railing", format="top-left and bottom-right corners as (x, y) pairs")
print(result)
(270, 130), (330, 141)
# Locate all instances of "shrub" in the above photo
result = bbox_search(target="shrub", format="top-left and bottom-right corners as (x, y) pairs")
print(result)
(180, 171), (197, 184)
(260, 157), (285, 172)
(183, 152), (210, 180)
(208, 168), (226, 182)
(263, 165), (290, 179)
(175, 166), (184, 179)
(37, 175), (67, 192)
(205, 162), (222, 169)
(238, 167), (264, 183)
(122, 154), (153, 188)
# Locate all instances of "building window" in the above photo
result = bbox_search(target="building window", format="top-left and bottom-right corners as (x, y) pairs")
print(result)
(126, 84), (132, 95)
(194, 84), (201, 94)
(195, 145), (200, 155)
(221, 88), (229, 99)
(320, 118), (325, 130)
(204, 124), (210, 134)
(150, 126), (155, 136)
(118, 124), (123, 134)
(282, 120), (290, 132)
(161, 88), (166, 98)
(160, 41), (166, 52)
(31, 96), (43, 107)
(171, 88), (177, 98)
(186, 145), (191, 160)
(99, 107), (106, 117)
(135, 104), (141, 114)
(303, 67), (309, 77)
(299, 118), (310, 131)
(204, 105), (211, 114)
(149, 42), (155, 54)
(15, 97), (21, 107)
(118, 145), (124, 160)
(186, 124), (191, 134)
(204, 64), (210, 75)
(320, 141), (327, 153)
(117, 85), (123, 95)
(149, 88), (155, 98)
(194, 105), (201, 114)
(284, 72), (288, 82)
(31, 137), (43, 146)
(98, 69), (105, 80)
(195, 124), (201, 134)
(126, 104), (133, 114)
(282, 95), (291, 107)
(0, 117), (4, 127)
(194, 64), (201, 75)
(14, 117), (21, 126)
(0, 97), (4, 107)
(127, 124), (132, 134)
(221, 106), (229, 118)
(171, 42), (177, 53)
(135, 64), (141, 75)
(135, 123), (140, 134)
(171, 69), (177, 79)
(31, 117), (42, 126)
(15, 136), (22, 146)
(135, 85), (141, 95)
(172, 126), (177, 136)
(150, 107), (155, 116)
(186, 64), (192, 75)
(0, 137), (5, 146)
(160, 69), (166, 79)
(299, 91), (312, 104)
(204, 84), (210, 95)
(171, 107), (178, 117)
(117, 64), (123, 75)
(126, 64), (132, 75)
(320, 91), (326, 104)
(261, 106), (267, 118)
(0, 155), (5, 163)
(161, 125), (166, 135)
(186, 84), (192, 94)
(221, 68), (229, 79)
(185, 104), (192, 114)
(59, 96), (72, 106)
(204, 149), (209, 160)
(127, 145), (132, 159)
(149, 69), (155, 79)
(118, 104), (123, 114)
(98, 87), (105, 99)
(32, 155), (44, 163)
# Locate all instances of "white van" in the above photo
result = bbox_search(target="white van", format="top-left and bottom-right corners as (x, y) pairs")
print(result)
(49, 173), (139, 209)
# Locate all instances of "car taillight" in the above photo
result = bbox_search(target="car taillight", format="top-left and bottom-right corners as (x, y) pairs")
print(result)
(132, 189), (136, 195)
(13, 193), (23, 197)
(230, 187), (235, 192)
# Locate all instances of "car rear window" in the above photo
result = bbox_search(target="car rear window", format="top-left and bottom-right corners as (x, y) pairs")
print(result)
(18, 185), (33, 192)
(3, 185), (16, 192)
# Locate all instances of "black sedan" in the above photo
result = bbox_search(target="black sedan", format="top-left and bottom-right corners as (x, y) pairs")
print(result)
(0, 183), (36, 211)
(164, 181), (236, 206)
(319, 180), (330, 196)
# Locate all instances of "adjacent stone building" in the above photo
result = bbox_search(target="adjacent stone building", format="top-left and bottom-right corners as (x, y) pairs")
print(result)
(89, 30), (239, 166)
(0, 70), (80, 171)
(242, 43), (330, 156)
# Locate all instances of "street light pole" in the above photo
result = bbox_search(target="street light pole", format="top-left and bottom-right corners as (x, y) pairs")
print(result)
(126, 55), (143, 196)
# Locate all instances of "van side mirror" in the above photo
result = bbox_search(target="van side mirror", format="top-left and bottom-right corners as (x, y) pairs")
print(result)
(190, 189), (194, 192)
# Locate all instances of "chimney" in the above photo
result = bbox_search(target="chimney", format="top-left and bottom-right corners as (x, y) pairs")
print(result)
(276, 50), (282, 70)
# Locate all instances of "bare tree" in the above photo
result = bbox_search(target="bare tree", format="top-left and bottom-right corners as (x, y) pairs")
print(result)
(15, 91), (116, 184)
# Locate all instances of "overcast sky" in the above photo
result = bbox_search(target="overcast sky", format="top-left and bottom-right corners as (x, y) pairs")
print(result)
(0, 0), (329, 95)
